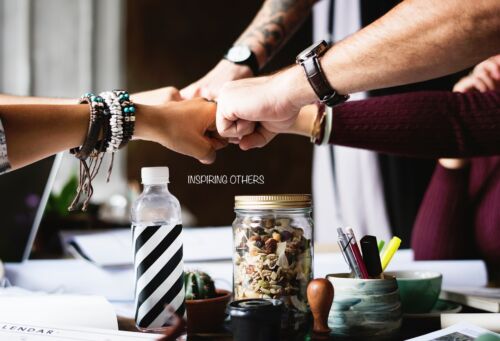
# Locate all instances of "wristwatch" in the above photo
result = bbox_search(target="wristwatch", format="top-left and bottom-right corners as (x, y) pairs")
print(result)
(224, 45), (259, 76)
(296, 40), (349, 106)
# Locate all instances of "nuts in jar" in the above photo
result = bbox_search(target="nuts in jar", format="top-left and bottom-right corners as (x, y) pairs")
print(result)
(233, 195), (313, 331)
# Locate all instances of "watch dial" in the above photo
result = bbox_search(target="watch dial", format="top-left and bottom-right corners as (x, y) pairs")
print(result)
(227, 46), (251, 63)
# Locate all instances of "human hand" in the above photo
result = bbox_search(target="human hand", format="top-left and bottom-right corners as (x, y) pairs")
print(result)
(453, 55), (500, 92)
(135, 99), (227, 164)
(132, 86), (182, 106)
(439, 56), (500, 168)
(180, 60), (253, 100)
(216, 70), (311, 149)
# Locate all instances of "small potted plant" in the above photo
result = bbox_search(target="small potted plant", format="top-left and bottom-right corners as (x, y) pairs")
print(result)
(184, 270), (232, 334)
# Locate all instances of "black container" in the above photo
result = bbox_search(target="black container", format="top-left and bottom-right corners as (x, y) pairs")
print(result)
(228, 299), (283, 341)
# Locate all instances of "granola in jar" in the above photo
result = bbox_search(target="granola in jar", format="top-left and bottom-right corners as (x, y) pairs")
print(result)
(233, 195), (313, 331)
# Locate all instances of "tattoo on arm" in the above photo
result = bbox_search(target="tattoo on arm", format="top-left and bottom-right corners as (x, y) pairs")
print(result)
(236, 0), (317, 65)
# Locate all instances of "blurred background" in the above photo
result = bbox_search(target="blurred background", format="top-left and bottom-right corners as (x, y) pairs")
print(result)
(0, 0), (313, 257)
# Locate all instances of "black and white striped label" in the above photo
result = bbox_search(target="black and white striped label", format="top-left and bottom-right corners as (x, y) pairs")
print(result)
(132, 223), (185, 330)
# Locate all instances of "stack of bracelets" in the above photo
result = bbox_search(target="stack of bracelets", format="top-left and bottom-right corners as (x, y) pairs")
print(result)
(69, 90), (136, 211)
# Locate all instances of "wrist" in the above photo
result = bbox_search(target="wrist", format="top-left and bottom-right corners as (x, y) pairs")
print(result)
(272, 65), (317, 111)
(134, 104), (161, 142)
(218, 59), (254, 79)
(286, 105), (317, 137)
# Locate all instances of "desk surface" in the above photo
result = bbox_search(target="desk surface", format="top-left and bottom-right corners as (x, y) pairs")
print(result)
(118, 306), (491, 341)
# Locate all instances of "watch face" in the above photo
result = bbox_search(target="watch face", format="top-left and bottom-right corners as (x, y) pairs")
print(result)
(226, 46), (252, 63)
(297, 40), (328, 62)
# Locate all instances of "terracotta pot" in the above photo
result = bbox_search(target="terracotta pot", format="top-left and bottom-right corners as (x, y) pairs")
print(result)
(185, 289), (232, 334)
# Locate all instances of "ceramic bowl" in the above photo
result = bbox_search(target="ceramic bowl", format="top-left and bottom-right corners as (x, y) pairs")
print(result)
(327, 273), (402, 340)
(385, 271), (442, 314)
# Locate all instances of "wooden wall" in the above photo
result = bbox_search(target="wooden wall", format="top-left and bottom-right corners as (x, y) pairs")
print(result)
(125, 0), (314, 226)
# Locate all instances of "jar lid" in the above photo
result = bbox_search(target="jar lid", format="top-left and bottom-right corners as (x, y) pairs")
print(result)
(234, 194), (312, 209)
(227, 299), (283, 318)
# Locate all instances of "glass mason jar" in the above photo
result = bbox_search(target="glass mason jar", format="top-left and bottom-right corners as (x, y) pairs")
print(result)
(232, 194), (314, 331)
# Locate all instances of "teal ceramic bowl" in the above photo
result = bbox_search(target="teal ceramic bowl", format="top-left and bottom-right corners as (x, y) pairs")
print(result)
(385, 271), (442, 314)
(327, 273), (402, 340)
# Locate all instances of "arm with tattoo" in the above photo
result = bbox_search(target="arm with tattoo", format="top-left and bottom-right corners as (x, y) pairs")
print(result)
(235, 0), (317, 67)
(181, 0), (316, 99)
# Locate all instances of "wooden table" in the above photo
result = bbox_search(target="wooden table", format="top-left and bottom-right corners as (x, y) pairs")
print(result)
(119, 305), (490, 340)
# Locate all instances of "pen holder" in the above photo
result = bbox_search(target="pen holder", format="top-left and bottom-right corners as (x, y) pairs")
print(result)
(326, 273), (402, 340)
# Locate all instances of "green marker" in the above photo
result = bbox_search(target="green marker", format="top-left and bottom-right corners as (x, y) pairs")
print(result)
(378, 240), (385, 253)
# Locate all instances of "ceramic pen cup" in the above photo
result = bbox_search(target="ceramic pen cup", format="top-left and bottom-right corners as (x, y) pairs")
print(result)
(326, 273), (402, 340)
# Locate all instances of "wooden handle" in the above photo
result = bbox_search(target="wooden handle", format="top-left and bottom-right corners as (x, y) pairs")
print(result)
(307, 278), (334, 336)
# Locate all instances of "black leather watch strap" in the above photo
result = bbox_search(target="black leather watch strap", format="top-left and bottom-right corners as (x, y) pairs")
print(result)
(302, 56), (348, 106)
(224, 51), (259, 76)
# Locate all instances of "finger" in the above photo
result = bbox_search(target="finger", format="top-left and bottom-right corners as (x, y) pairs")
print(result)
(476, 70), (496, 91)
(453, 77), (475, 93)
(207, 135), (228, 150)
(168, 88), (182, 101)
(198, 143), (216, 164)
(473, 77), (489, 92)
(200, 87), (217, 101)
(239, 126), (277, 151)
(216, 106), (238, 138)
(228, 138), (241, 144)
(180, 84), (201, 100)
(482, 60), (500, 80)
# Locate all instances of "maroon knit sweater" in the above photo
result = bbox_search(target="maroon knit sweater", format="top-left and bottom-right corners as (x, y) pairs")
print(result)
(330, 90), (500, 266)
(330, 90), (500, 158)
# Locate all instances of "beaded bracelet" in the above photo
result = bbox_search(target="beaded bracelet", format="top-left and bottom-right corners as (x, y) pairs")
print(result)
(115, 90), (135, 148)
(100, 91), (123, 152)
(99, 90), (135, 151)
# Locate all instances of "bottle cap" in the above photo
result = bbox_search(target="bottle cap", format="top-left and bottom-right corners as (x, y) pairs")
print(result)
(141, 167), (169, 185)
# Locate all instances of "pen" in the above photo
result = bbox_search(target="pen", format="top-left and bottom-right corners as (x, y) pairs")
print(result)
(360, 235), (383, 279)
(380, 236), (401, 271)
(378, 240), (385, 253)
(346, 228), (369, 279)
(337, 227), (363, 278)
(337, 240), (353, 276)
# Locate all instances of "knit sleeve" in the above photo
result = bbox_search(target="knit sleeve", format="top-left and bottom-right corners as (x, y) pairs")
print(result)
(330, 90), (500, 158)
(0, 118), (10, 174)
(411, 164), (476, 260)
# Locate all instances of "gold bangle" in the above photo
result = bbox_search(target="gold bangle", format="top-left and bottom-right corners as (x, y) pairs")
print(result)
(310, 102), (326, 143)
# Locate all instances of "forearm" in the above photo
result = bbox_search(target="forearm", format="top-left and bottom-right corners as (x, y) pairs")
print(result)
(0, 104), (155, 170)
(0, 93), (75, 105)
(277, 0), (500, 107)
(292, 90), (500, 158)
(411, 165), (473, 260)
(235, 0), (317, 67)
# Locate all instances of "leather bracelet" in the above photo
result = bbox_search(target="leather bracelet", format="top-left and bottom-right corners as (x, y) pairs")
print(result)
(70, 93), (107, 160)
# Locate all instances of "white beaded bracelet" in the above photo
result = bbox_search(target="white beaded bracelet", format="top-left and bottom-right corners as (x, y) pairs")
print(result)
(100, 91), (123, 152)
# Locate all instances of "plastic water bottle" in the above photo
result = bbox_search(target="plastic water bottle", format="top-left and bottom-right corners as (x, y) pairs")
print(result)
(131, 166), (185, 331)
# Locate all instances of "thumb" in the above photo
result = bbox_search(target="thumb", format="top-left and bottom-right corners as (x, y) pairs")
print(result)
(180, 83), (200, 100)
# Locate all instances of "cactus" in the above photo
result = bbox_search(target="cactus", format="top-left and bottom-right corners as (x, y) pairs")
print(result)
(184, 270), (217, 300)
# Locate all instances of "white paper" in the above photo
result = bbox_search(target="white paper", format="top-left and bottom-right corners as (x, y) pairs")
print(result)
(443, 287), (500, 299)
(64, 226), (233, 267)
(69, 230), (133, 267)
(5, 259), (134, 301)
(407, 323), (498, 341)
(0, 321), (161, 341)
(441, 314), (500, 333)
(0, 294), (117, 330)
